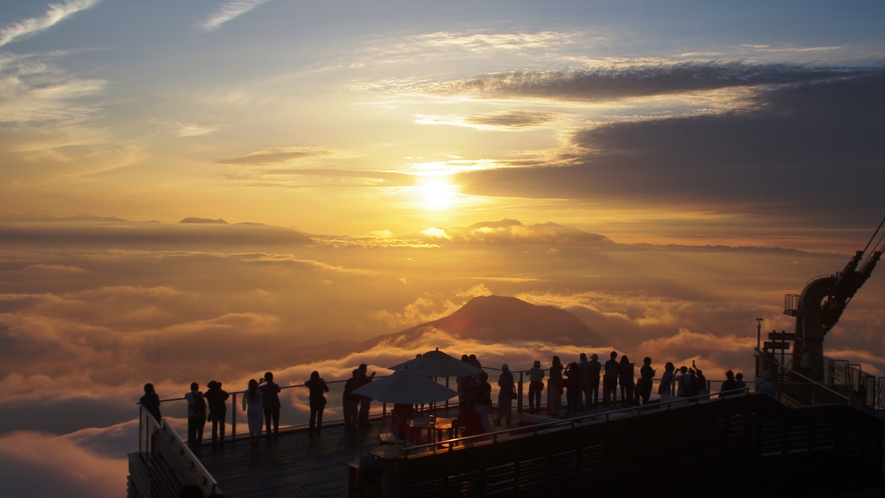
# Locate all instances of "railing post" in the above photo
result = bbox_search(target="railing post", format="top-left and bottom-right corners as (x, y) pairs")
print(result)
(445, 376), (450, 411)
(517, 372), (523, 413)
(231, 392), (237, 443)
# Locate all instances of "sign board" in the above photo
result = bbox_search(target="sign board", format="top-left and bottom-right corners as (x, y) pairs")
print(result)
(769, 332), (796, 341)
(764, 341), (791, 350)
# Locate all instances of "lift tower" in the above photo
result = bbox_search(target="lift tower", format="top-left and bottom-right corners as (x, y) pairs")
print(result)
(783, 217), (884, 379)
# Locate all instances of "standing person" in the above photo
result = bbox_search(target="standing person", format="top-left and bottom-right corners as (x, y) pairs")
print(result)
(205, 381), (229, 446)
(547, 356), (564, 416)
(356, 364), (376, 428)
(140, 383), (161, 422)
(639, 358), (655, 405)
(603, 351), (619, 406)
(185, 382), (206, 450)
(693, 361), (709, 399)
(342, 369), (360, 430)
(475, 371), (492, 431)
(565, 362), (581, 414)
(495, 364), (514, 426)
(676, 366), (691, 397)
(720, 370), (740, 397)
(578, 353), (593, 410)
(659, 362), (675, 396)
(588, 354), (601, 408)
(457, 354), (470, 401)
(241, 379), (263, 446)
(619, 356), (635, 406)
(258, 372), (281, 439)
(304, 371), (329, 434)
(526, 360), (545, 414)
(735, 372), (746, 390)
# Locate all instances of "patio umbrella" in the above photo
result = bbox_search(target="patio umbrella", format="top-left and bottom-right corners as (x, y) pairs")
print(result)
(388, 348), (482, 378)
(351, 366), (458, 404)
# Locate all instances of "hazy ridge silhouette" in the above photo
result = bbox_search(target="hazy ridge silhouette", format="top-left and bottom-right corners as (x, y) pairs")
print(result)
(266, 295), (604, 368)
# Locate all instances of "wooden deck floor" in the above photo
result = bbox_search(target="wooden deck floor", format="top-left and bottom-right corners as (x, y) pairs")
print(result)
(195, 407), (606, 497)
(196, 420), (394, 497)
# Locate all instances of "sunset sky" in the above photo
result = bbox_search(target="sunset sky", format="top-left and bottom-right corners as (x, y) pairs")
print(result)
(1, 1), (883, 496)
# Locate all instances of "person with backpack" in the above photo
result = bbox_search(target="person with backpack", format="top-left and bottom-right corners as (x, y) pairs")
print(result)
(205, 380), (229, 446)
(185, 382), (206, 449)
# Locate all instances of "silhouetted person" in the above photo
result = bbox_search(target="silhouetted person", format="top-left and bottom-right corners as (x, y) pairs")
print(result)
(565, 361), (581, 414)
(185, 382), (206, 449)
(140, 383), (161, 422)
(659, 362), (675, 396)
(457, 354), (471, 401)
(588, 354), (601, 408)
(603, 351), (619, 405)
(526, 360), (545, 414)
(735, 372), (746, 390)
(343, 369), (360, 430)
(304, 371), (329, 434)
(676, 366), (691, 397)
(720, 370), (740, 397)
(618, 355), (634, 406)
(468, 354), (482, 379)
(578, 353), (592, 410)
(258, 371), (281, 439)
(392, 403), (413, 439)
(495, 364), (514, 426)
(241, 379), (263, 446)
(356, 363), (375, 427)
(475, 371), (492, 430)
(453, 400), (485, 437)
(548, 356), (564, 415)
(693, 362), (708, 399)
(639, 357), (655, 405)
(205, 380), (229, 446)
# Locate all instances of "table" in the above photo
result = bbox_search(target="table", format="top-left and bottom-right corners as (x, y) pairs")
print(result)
(407, 417), (457, 444)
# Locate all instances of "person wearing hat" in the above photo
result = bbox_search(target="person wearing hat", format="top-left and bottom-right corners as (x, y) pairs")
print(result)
(205, 380), (229, 446)
(495, 364), (515, 426)
(526, 360), (545, 414)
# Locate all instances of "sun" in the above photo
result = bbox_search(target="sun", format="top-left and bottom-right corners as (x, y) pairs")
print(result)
(418, 178), (457, 210)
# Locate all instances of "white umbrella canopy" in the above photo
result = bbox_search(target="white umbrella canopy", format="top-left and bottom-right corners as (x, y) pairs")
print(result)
(351, 367), (458, 404)
(388, 348), (482, 378)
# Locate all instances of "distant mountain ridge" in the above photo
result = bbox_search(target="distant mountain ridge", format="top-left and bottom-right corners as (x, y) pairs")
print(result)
(266, 295), (604, 368)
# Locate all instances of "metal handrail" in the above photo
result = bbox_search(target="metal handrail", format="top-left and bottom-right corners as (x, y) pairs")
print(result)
(401, 388), (751, 457)
(162, 415), (220, 495)
(137, 403), (220, 495)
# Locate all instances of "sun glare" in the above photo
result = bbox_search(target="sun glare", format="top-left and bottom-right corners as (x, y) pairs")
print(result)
(418, 178), (457, 210)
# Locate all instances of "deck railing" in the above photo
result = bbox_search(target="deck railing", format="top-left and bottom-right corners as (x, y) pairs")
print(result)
(130, 405), (221, 497)
(147, 368), (736, 446)
(400, 388), (751, 457)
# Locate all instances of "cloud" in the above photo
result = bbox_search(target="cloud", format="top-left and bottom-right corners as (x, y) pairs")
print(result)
(0, 54), (105, 124)
(199, 0), (273, 32)
(0, 0), (100, 48)
(149, 119), (218, 138)
(454, 71), (885, 226)
(415, 219), (614, 246)
(0, 430), (127, 498)
(415, 62), (868, 102)
(415, 111), (556, 130)
(217, 146), (358, 166)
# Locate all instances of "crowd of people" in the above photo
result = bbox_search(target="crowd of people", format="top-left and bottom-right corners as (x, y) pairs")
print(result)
(139, 353), (754, 449)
